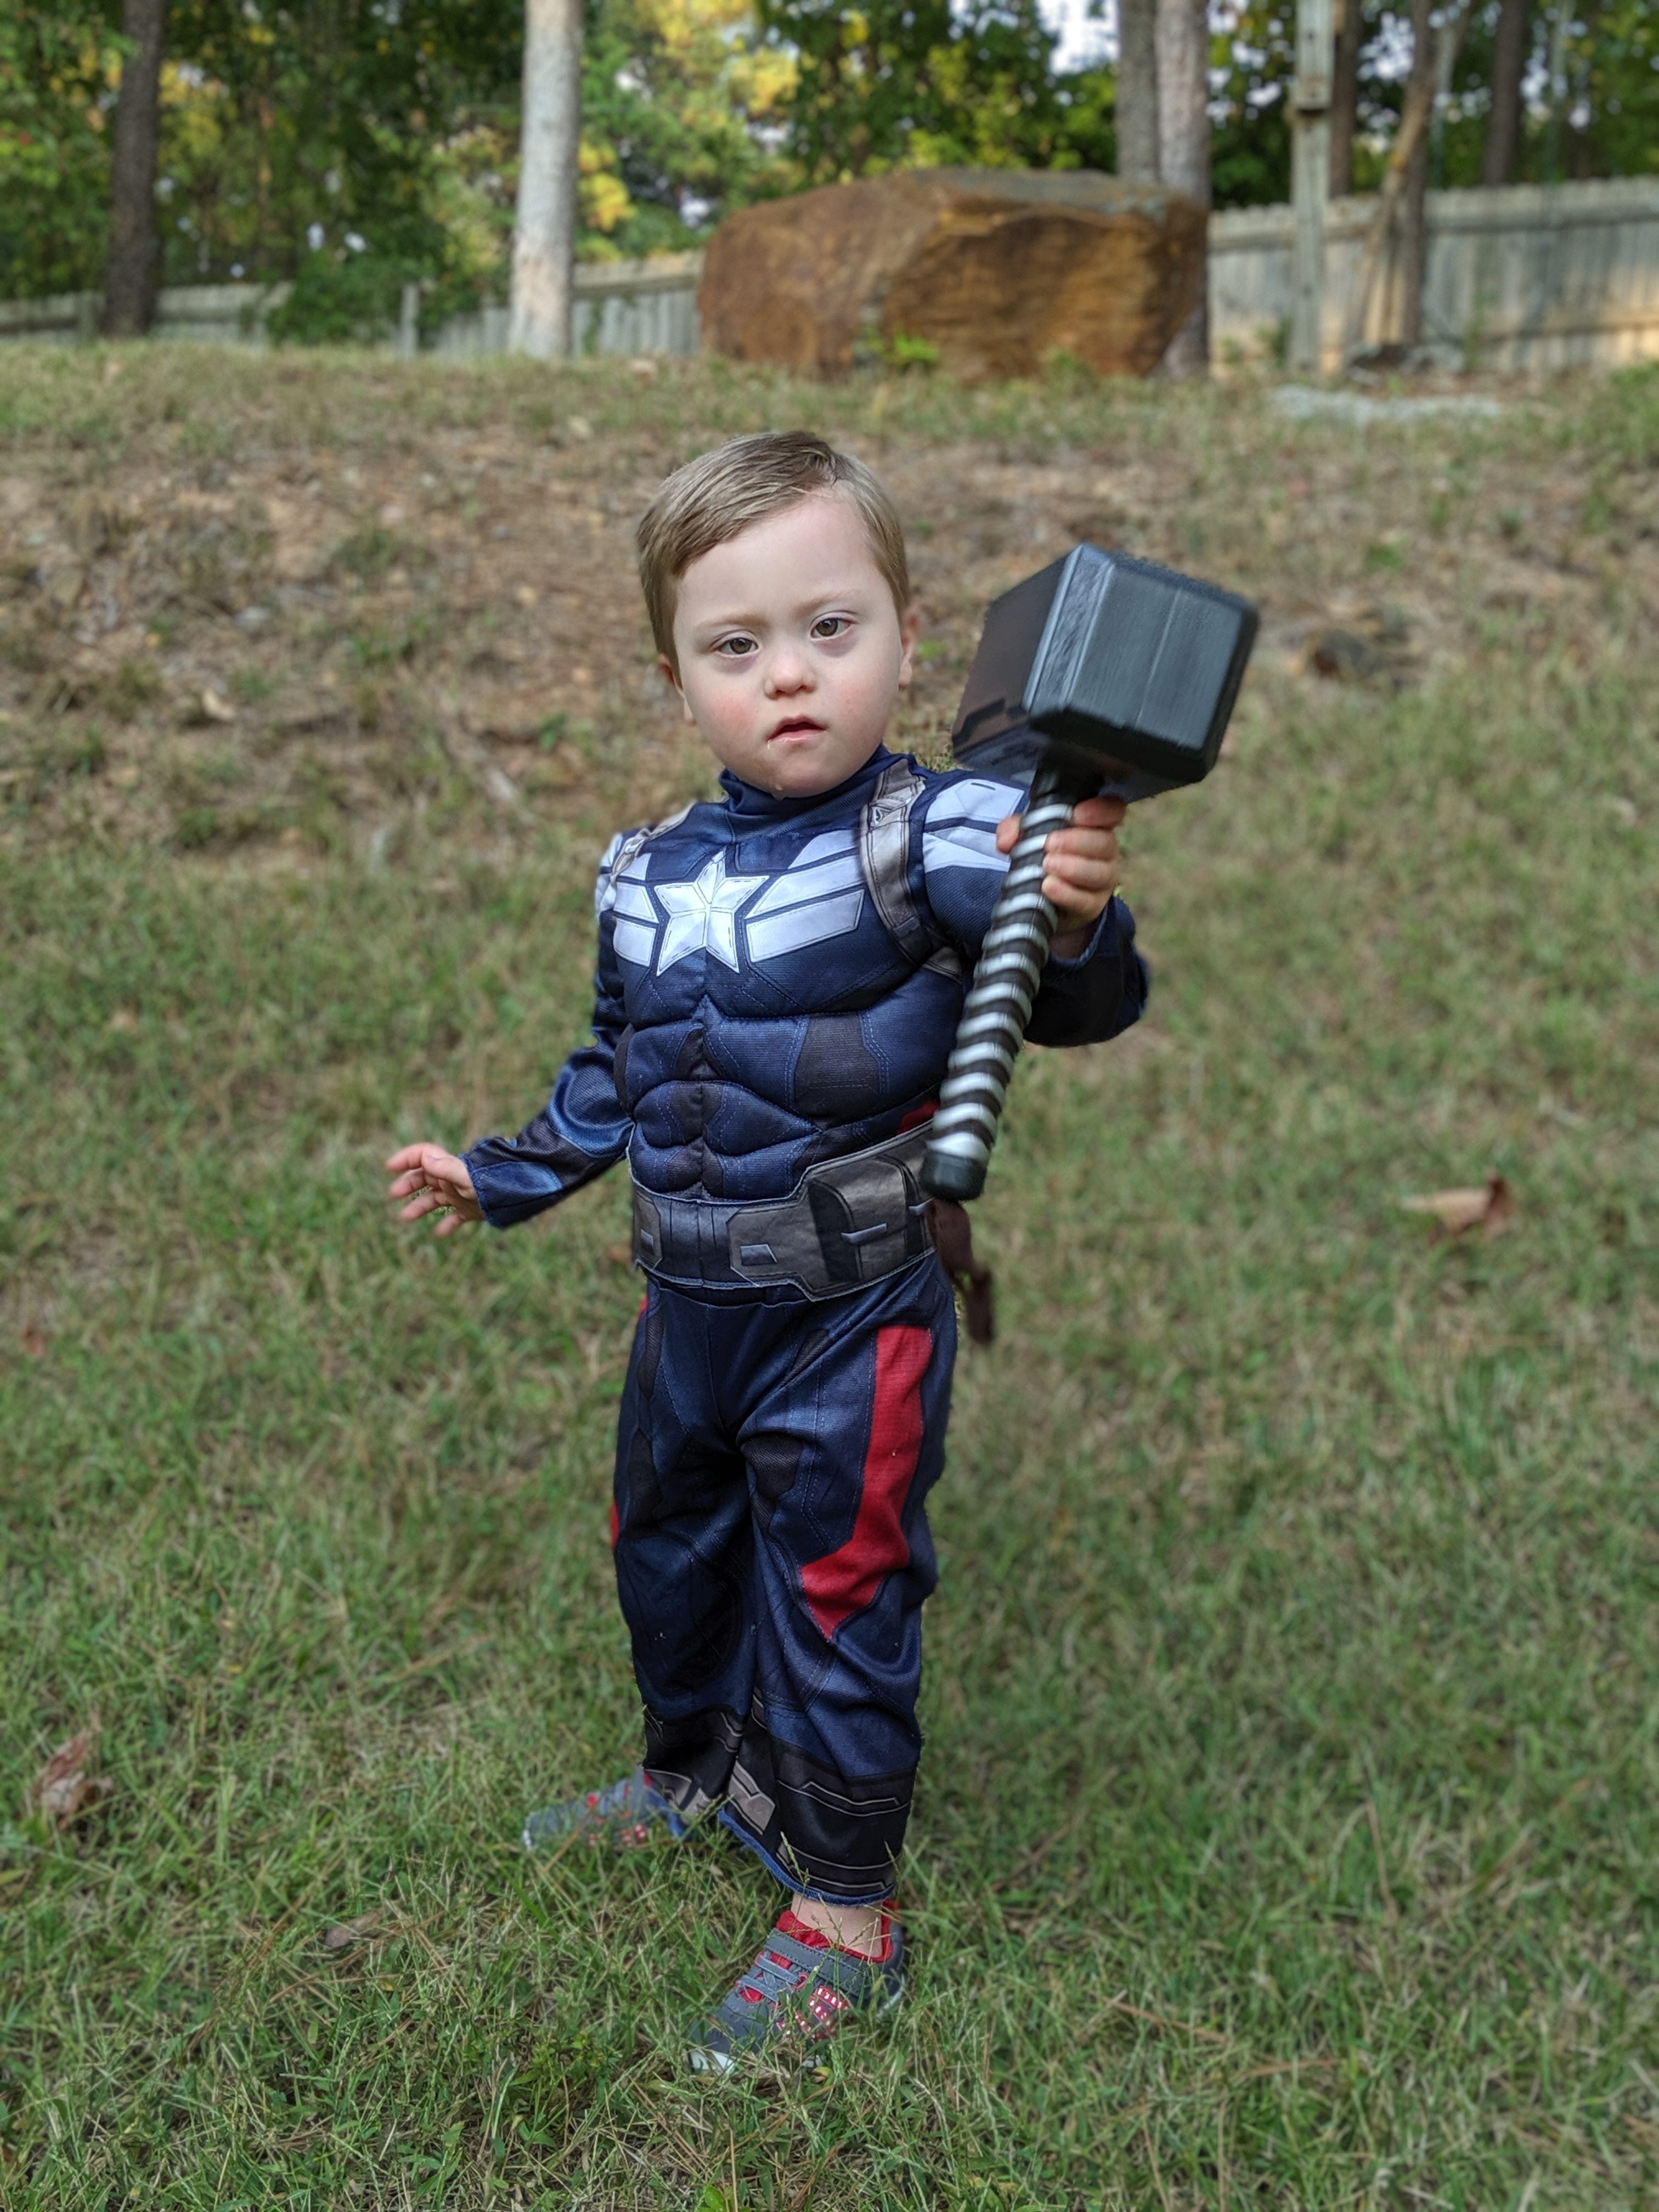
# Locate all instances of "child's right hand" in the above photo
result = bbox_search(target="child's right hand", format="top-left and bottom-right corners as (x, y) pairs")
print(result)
(385, 1143), (483, 1238)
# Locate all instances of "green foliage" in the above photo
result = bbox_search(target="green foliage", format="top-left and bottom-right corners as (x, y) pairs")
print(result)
(266, 247), (415, 347)
(0, 4), (125, 297)
(756, 0), (1116, 179)
(6, 0), (1659, 316)
(578, 0), (795, 257)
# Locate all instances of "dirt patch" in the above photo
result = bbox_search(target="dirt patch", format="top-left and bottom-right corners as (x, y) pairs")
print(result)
(2, 353), (1650, 861)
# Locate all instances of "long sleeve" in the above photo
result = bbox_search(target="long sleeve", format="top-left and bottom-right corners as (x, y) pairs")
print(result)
(914, 772), (1149, 1049)
(462, 842), (635, 1229)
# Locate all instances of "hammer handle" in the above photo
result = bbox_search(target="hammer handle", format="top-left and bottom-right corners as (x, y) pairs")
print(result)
(921, 761), (1092, 1202)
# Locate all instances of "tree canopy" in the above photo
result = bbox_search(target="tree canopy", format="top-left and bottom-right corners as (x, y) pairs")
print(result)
(2, 0), (1654, 330)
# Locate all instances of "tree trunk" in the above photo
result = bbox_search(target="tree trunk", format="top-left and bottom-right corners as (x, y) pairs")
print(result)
(1155, 0), (1210, 374)
(1344, 0), (1470, 356)
(1116, 0), (1160, 183)
(1481, 0), (1527, 182)
(102, 0), (168, 338)
(1397, 0), (1434, 346)
(510, 0), (582, 360)
(1328, 0), (1362, 195)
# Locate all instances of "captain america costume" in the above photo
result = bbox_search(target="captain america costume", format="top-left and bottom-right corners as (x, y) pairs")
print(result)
(465, 742), (1148, 1904)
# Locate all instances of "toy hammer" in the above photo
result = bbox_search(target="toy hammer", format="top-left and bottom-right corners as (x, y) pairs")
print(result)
(920, 543), (1259, 1203)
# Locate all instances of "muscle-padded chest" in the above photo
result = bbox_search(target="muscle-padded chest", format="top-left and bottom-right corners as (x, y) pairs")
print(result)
(608, 811), (916, 1023)
(601, 791), (964, 1198)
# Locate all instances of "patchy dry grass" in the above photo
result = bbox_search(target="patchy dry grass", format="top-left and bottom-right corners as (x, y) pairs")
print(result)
(1, 345), (1657, 2209)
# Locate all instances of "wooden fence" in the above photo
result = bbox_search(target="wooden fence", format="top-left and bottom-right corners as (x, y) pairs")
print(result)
(0, 256), (701, 360)
(1210, 177), (1659, 373)
(4, 182), (1655, 373)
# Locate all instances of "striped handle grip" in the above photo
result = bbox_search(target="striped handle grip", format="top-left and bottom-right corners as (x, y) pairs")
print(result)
(921, 763), (1088, 1202)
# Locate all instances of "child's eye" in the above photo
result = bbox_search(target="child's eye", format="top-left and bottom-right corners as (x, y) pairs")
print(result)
(810, 616), (849, 640)
(715, 635), (758, 657)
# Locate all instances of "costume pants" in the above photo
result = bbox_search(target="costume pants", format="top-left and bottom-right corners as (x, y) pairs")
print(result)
(613, 1256), (957, 1905)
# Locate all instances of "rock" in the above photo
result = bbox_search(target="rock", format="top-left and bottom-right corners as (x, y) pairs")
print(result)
(699, 168), (1207, 382)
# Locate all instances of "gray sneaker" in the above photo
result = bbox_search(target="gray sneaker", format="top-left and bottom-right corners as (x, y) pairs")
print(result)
(521, 1767), (687, 1854)
(688, 1911), (904, 2074)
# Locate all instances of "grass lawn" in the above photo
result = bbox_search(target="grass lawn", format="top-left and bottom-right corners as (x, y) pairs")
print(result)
(1, 346), (1656, 2210)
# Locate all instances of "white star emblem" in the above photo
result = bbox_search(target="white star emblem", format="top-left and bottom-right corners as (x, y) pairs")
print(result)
(653, 851), (767, 973)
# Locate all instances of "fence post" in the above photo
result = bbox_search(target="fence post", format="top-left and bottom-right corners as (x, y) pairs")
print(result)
(397, 283), (420, 360)
(1290, 0), (1334, 373)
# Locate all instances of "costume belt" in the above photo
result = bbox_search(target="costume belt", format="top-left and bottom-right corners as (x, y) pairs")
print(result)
(630, 1128), (935, 1299)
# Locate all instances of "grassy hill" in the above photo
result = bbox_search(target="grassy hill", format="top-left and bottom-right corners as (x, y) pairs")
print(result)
(2, 346), (1656, 2208)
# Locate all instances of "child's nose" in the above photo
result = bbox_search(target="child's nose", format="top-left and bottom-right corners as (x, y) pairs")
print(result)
(764, 644), (812, 695)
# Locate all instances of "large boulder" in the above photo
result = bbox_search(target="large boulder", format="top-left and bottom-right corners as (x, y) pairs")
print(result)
(699, 168), (1206, 381)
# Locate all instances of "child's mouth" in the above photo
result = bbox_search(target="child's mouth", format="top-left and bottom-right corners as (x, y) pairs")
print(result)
(769, 716), (825, 741)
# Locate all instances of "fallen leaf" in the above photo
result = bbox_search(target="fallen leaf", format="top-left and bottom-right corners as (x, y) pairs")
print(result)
(1399, 1173), (1515, 1238)
(604, 1242), (634, 1268)
(27, 1729), (114, 1830)
(512, 584), (538, 608)
(200, 686), (238, 725)
(482, 764), (521, 808)
(323, 1912), (383, 1949)
(108, 1006), (140, 1033)
(20, 1327), (49, 1358)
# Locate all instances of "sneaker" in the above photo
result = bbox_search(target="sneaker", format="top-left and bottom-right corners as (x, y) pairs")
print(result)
(688, 1909), (904, 2074)
(521, 1767), (687, 1854)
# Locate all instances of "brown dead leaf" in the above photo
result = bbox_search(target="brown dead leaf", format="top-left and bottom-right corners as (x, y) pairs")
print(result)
(199, 686), (238, 725)
(604, 1242), (634, 1268)
(1399, 1173), (1515, 1238)
(323, 1912), (383, 1950)
(108, 1006), (140, 1033)
(27, 1729), (114, 1830)
(20, 1327), (49, 1357)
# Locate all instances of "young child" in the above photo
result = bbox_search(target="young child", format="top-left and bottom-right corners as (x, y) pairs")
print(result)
(386, 431), (1147, 2070)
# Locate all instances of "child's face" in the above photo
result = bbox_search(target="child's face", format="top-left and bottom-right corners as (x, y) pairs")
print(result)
(664, 492), (919, 798)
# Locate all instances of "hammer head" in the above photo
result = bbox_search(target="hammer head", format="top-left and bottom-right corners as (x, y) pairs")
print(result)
(950, 543), (1258, 800)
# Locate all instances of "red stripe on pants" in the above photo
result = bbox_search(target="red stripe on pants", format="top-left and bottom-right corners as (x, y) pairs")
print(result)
(799, 1324), (932, 1640)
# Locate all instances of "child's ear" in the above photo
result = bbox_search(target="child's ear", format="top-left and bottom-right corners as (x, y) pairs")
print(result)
(896, 601), (922, 690)
(657, 652), (695, 724)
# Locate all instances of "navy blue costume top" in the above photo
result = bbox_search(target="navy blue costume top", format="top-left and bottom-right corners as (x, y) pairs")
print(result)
(464, 745), (1148, 1233)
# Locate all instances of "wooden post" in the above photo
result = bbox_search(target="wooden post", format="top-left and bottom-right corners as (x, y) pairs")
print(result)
(509, 0), (582, 360)
(1116, 0), (1161, 185)
(1155, 0), (1212, 374)
(1290, 0), (1334, 373)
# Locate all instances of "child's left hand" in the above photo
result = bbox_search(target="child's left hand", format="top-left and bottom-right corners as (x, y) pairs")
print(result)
(996, 793), (1126, 956)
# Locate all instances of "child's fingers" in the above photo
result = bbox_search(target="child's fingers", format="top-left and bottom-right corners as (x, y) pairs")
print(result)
(1044, 823), (1118, 860)
(1045, 853), (1119, 893)
(385, 1143), (428, 1173)
(1042, 852), (1120, 917)
(1070, 795), (1127, 830)
(998, 805), (1126, 857)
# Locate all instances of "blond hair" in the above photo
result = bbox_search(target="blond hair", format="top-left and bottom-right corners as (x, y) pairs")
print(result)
(636, 431), (911, 672)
